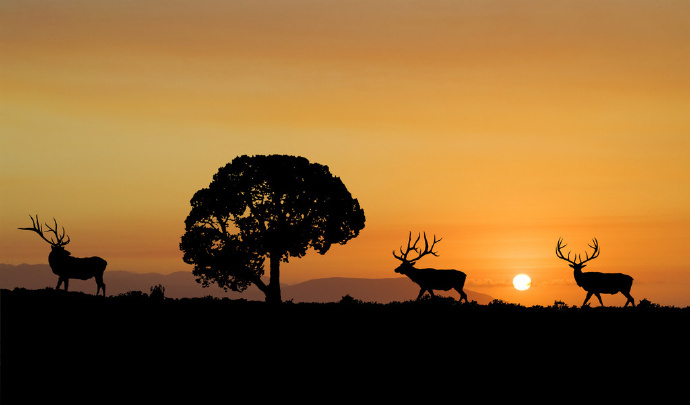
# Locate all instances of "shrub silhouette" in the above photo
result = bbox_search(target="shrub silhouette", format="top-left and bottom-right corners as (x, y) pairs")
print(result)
(551, 300), (571, 310)
(180, 155), (366, 304)
(117, 290), (148, 301)
(638, 298), (660, 309)
(149, 284), (165, 301)
(339, 294), (363, 304)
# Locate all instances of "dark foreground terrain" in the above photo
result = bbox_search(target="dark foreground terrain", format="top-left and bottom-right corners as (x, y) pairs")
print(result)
(2, 288), (688, 402)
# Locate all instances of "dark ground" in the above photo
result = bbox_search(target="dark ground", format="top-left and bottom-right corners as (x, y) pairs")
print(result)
(2, 288), (688, 402)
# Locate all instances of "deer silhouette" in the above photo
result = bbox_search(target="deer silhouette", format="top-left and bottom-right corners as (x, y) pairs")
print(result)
(556, 237), (634, 307)
(19, 215), (107, 296)
(393, 232), (468, 302)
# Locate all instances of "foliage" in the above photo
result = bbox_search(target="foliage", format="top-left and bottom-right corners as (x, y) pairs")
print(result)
(149, 284), (166, 301)
(637, 298), (661, 309)
(339, 294), (363, 304)
(551, 300), (574, 310)
(180, 155), (366, 303)
(417, 295), (460, 305)
(118, 290), (148, 299)
(488, 298), (523, 308)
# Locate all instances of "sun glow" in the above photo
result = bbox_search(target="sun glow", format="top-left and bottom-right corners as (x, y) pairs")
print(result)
(513, 274), (531, 291)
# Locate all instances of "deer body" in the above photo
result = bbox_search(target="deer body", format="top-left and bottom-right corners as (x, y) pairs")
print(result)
(396, 264), (467, 301)
(393, 232), (468, 302)
(49, 247), (107, 295)
(556, 238), (634, 307)
(19, 215), (107, 296)
(574, 270), (633, 295)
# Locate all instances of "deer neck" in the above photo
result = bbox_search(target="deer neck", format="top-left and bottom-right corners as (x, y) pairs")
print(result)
(48, 249), (69, 272)
(402, 265), (422, 281)
(573, 267), (585, 287)
(48, 249), (58, 261)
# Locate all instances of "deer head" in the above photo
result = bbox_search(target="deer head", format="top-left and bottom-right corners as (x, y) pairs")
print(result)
(555, 237), (600, 272)
(18, 215), (72, 255)
(392, 232), (441, 275)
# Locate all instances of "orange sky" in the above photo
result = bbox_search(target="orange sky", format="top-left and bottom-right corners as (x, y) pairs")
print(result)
(2, 0), (689, 306)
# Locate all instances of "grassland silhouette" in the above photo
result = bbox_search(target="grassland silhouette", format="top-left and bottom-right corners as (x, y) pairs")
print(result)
(1, 287), (687, 402)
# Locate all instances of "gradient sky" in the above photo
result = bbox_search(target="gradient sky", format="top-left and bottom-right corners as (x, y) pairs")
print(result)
(2, 0), (689, 306)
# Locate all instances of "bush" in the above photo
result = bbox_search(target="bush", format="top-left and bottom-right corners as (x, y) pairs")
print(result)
(339, 294), (363, 304)
(118, 290), (148, 299)
(150, 284), (166, 301)
(637, 298), (660, 309)
(551, 300), (572, 310)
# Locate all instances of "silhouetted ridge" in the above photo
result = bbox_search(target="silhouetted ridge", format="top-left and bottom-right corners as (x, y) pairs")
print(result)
(0, 264), (494, 303)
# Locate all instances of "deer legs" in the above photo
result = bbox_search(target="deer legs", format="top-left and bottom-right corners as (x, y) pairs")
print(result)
(416, 288), (469, 303)
(583, 291), (635, 307)
(416, 288), (433, 300)
(55, 276), (107, 296)
(56, 277), (69, 291)
(455, 288), (468, 303)
(417, 288), (468, 302)
(583, 291), (604, 307)
(96, 276), (106, 297)
(622, 292), (635, 307)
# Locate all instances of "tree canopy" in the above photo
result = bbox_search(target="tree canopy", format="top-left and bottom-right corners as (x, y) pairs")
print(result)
(180, 155), (366, 303)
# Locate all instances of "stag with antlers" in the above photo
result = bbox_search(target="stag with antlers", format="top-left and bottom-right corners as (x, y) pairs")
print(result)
(556, 237), (634, 307)
(19, 215), (107, 296)
(393, 232), (468, 302)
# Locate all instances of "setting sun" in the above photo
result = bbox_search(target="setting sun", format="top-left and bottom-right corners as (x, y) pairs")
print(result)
(513, 274), (532, 291)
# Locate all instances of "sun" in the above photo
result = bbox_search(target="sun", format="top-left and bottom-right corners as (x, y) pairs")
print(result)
(513, 274), (531, 291)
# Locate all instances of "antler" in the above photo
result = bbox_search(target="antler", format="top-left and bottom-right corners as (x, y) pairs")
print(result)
(556, 237), (599, 265)
(393, 231), (419, 261)
(18, 215), (70, 247)
(579, 238), (600, 265)
(393, 232), (441, 263)
(555, 237), (576, 264)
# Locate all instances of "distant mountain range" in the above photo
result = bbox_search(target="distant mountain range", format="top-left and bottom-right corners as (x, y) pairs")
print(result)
(0, 263), (494, 304)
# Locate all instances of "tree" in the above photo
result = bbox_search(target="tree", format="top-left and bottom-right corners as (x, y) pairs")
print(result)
(180, 155), (366, 304)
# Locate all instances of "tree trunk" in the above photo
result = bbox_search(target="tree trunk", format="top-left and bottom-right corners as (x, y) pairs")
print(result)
(265, 253), (282, 304)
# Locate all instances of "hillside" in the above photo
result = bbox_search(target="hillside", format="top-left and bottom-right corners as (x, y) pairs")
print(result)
(1, 287), (687, 403)
(0, 263), (494, 304)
